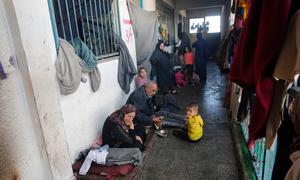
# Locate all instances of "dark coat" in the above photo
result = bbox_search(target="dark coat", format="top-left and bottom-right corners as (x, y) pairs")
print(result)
(192, 33), (208, 80)
(102, 116), (144, 151)
(126, 86), (156, 126)
(150, 44), (173, 90)
(178, 32), (190, 56)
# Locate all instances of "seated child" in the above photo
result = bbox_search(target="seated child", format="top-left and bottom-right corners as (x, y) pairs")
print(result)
(175, 68), (187, 88)
(173, 103), (204, 142)
(135, 67), (148, 88)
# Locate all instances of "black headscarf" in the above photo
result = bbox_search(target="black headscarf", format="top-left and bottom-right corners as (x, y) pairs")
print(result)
(155, 40), (164, 52)
(109, 104), (136, 133)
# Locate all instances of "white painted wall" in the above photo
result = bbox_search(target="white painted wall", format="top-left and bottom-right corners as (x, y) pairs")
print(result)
(10, 0), (74, 177)
(59, 0), (137, 162)
(143, 0), (156, 11)
(1, 0), (137, 179)
(0, 1), (55, 180)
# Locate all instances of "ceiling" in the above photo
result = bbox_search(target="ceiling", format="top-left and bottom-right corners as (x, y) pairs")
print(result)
(175, 0), (229, 10)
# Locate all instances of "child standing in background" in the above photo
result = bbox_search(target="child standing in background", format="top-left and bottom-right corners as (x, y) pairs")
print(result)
(183, 46), (194, 84)
(173, 103), (204, 142)
(135, 67), (148, 88)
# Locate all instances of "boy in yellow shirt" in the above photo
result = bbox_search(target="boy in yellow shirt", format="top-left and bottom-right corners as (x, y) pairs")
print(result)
(173, 103), (204, 142)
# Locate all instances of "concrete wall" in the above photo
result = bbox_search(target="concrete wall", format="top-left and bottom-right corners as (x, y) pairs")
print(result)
(143, 0), (175, 11)
(188, 7), (222, 18)
(0, 0), (73, 179)
(0, 0), (137, 179)
(176, 0), (226, 10)
(178, 10), (187, 17)
(0, 3), (53, 180)
(163, 0), (175, 9)
(59, 0), (137, 162)
(143, 0), (156, 11)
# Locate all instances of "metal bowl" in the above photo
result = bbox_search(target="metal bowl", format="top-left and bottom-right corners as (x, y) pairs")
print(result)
(154, 129), (169, 138)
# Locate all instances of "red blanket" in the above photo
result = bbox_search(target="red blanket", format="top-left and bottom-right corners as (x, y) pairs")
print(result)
(72, 161), (134, 180)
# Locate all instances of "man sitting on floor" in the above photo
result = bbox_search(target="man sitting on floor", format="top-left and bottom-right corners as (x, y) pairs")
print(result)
(126, 81), (185, 128)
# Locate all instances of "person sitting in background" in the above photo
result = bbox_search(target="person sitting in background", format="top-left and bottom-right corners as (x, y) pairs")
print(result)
(126, 81), (185, 128)
(175, 68), (187, 88)
(102, 104), (146, 151)
(173, 103), (204, 142)
(183, 46), (194, 84)
(135, 67), (148, 88)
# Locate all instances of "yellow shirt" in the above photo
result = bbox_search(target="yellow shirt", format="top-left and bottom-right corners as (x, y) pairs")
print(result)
(186, 115), (204, 141)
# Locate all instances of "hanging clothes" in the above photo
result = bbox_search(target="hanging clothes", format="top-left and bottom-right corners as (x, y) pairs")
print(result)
(56, 38), (101, 94)
(285, 91), (300, 180)
(229, 0), (292, 143)
(56, 39), (82, 95)
(273, 10), (300, 83)
(0, 62), (7, 80)
(116, 36), (138, 94)
(271, 109), (293, 180)
(128, 1), (158, 73)
(239, 0), (250, 21)
(73, 37), (101, 92)
(266, 10), (300, 148)
(289, 92), (300, 153)
(192, 33), (208, 81)
(285, 151), (300, 180)
(265, 80), (286, 148)
(217, 36), (230, 70)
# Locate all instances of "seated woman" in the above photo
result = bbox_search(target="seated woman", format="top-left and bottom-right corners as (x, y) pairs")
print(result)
(102, 104), (146, 151)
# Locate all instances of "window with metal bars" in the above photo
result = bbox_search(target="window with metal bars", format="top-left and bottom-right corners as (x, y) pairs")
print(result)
(52, 0), (120, 59)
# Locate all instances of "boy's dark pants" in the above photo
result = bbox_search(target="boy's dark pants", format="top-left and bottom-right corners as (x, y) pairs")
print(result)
(173, 129), (201, 143)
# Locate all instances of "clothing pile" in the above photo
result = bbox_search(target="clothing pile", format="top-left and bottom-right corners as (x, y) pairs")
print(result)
(73, 144), (142, 179)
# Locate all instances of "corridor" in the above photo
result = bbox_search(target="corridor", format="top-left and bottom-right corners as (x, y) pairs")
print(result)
(137, 60), (239, 180)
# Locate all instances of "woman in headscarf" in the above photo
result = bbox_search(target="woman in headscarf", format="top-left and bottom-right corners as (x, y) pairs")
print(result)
(150, 41), (174, 94)
(102, 104), (146, 151)
(177, 32), (191, 65)
(192, 32), (208, 81)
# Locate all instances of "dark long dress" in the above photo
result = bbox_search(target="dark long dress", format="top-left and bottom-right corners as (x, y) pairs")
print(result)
(178, 32), (191, 56)
(102, 113), (146, 151)
(192, 33), (208, 81)
(150, 44), (173, 92)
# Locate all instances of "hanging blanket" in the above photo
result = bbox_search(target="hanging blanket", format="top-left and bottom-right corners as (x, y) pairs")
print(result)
(56, 39), (82, 95)
(73, 37), (101, 92)
(116, 36), (137, 94)
(56, 38), (101, 94)
(128, 1), (158, 72)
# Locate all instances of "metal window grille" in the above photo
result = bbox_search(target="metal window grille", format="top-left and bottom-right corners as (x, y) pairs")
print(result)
(52, 0), (120, 59)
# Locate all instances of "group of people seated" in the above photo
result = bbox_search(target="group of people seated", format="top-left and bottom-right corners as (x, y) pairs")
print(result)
(77, 37), (207, 177)
(92, 36), (207, 172)
(102, 80), (205, 152)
